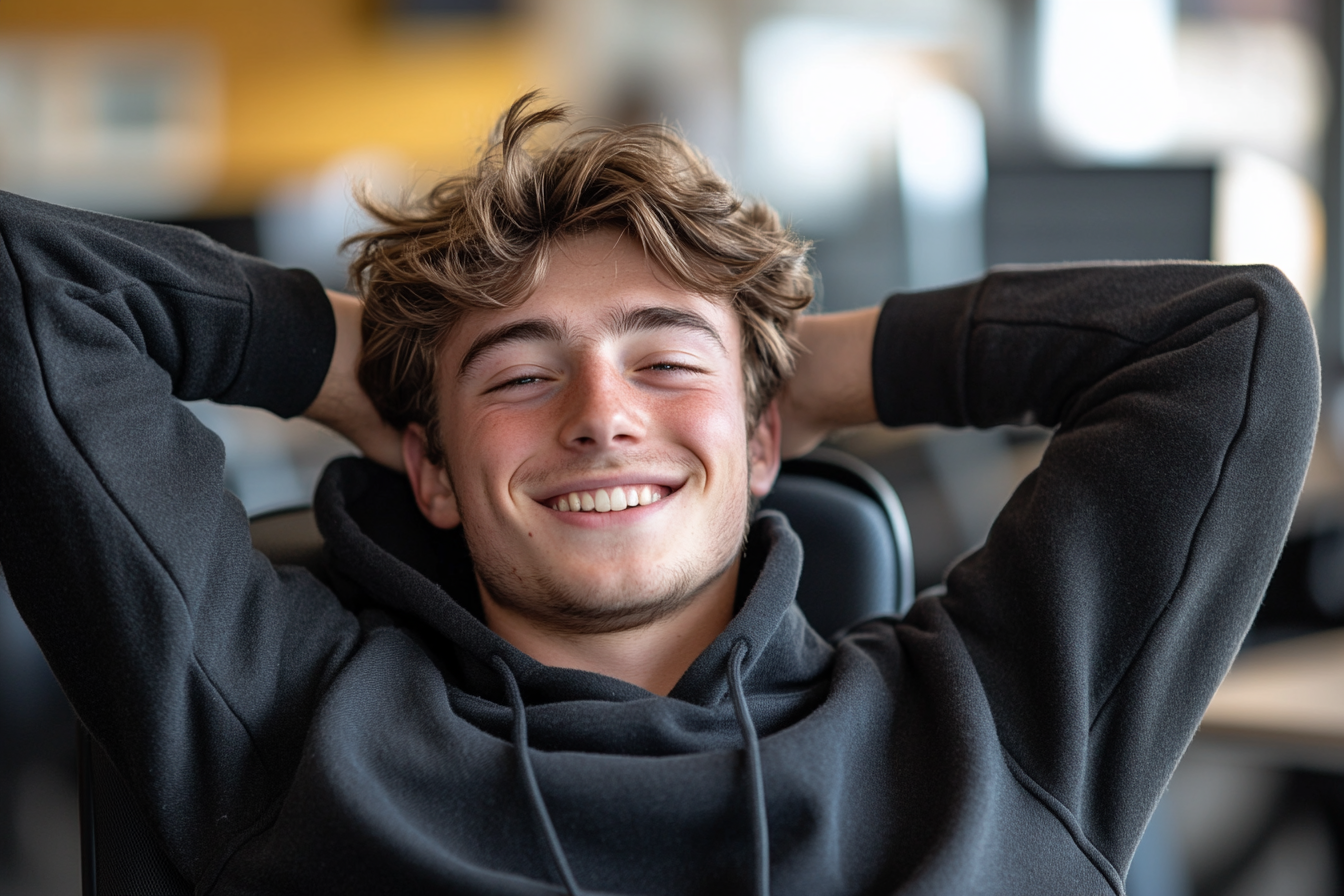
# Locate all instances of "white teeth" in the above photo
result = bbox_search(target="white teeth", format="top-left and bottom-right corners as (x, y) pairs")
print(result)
(552, 485), (668, 512)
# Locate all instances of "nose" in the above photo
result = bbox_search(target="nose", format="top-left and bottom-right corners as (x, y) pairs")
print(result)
(559, 358), (646, 450)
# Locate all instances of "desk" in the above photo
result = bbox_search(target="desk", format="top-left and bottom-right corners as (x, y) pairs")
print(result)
(1200, 627), (1344, 772)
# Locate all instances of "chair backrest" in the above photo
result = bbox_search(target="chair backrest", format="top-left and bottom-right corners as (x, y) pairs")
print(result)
(762, 446), (915, 637)
(78, 447), (912, 894)
(79, 727), (192, 895)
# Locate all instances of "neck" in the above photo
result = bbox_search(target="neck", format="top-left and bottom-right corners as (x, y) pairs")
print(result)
(480, 562), (740, 696)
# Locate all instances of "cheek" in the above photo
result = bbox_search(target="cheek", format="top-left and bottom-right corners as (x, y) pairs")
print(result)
(660, 391), (751, 470)
(442, 409), (540, 502)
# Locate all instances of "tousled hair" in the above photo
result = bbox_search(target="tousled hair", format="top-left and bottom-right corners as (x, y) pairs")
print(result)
(347, 92), (814, 463)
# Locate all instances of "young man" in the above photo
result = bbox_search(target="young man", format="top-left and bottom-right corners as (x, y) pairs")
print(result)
(0, 96), (1320, 894)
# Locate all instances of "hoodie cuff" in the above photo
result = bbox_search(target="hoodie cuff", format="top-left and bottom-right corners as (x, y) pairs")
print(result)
(871, 282), (977, 429)
(216, 256), (335, 419)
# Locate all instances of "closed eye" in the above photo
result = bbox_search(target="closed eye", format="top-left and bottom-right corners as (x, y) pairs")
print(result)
(642, 360), (705, 374)
(488, 375), (548, 392)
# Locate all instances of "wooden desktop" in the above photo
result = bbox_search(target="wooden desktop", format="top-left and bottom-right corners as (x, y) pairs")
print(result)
(1201, 624), (1344, 772)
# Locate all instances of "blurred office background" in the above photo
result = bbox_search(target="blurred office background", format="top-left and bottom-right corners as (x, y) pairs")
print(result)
(0, 0), (1341, 893)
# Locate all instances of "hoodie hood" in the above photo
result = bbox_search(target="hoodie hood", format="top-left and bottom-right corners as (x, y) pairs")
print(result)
(311, 457), (835, 748)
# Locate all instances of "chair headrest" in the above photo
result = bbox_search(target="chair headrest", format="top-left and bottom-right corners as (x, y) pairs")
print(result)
(762, 448), (913, 639)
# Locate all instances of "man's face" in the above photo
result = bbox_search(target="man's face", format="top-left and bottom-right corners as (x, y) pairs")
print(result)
(414, 229), (780, 634)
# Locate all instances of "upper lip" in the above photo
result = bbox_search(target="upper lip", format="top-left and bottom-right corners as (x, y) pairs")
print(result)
(533, 474), (687, 504)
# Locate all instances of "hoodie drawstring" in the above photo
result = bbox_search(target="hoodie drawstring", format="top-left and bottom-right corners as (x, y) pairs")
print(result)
(491, 655), (583, 896)
(491, 646), (768, 896)
(728, 639), (770, 896)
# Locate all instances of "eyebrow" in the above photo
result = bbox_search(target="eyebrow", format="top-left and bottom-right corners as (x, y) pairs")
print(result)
(457, 305), (726, 377)
(606, 306), (725, 350)
(458, 319), (568, 376)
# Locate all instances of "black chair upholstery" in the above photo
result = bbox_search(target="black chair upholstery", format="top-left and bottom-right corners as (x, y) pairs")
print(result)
(79, 730), (193, 896)
(763, 446), (914, 636)
(78, 447), (912, 894)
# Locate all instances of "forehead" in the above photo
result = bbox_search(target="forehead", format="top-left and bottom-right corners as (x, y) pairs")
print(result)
(539, 228), (670, 298)
(442, 229), (739, 362)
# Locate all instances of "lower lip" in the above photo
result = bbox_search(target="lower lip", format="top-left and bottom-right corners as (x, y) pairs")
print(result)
(542, 492), (674, 528)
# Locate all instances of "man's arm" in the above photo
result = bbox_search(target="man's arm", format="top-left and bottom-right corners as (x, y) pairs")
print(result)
(784, 264), (1319, 873)
(305, 289), (403, 470)
(777, 306), (880, 458)
(0, 191), (364, 878)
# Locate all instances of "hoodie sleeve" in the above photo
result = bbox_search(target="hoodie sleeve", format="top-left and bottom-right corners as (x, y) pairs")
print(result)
(872, 262), (1319, 873)
(0, 191), (363, 878)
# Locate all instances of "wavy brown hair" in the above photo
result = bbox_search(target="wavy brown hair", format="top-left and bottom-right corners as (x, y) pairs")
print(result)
(347, 92), (814, 463)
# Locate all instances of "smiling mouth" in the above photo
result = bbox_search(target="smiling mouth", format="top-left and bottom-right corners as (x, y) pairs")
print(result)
(549, 485), (669, 513)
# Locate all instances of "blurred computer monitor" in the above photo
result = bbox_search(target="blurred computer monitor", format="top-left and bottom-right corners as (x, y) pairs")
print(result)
(985, 166), (1215, 266)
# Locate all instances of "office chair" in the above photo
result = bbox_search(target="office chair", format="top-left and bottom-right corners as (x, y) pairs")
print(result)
(78, 447), (914, 895)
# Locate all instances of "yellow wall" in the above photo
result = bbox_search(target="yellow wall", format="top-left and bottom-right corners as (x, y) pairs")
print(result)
(0, 0), (537, 213)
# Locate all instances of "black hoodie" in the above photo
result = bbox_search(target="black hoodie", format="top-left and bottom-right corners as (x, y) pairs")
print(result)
(0, 191), (1320, 894)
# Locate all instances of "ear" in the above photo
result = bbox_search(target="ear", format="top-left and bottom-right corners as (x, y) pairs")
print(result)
(403, 423), (461, 529)
(748, 400), (783, 498)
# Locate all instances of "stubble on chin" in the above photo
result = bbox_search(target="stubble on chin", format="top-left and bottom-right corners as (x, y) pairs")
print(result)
(464, 496), (752, 637)
(474, 554), (725, 635)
